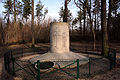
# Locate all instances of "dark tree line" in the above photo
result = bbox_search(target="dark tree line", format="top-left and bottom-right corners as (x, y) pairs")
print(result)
(0, 0), (48, 46)
(0, 0), (120, 56)
(59, 0), (120, 56)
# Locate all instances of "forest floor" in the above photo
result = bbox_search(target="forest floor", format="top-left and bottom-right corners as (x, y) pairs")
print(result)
(0, 42), (120, 80)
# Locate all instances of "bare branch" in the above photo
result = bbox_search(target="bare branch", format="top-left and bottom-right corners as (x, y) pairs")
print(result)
(78, 0), (84, 4)
(67, 0), (71, 4)
(74, 0), (83, 11)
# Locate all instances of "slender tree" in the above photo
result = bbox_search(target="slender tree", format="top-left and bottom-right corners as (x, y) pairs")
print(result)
(71, 10), (83, 34)
(101, 0), (109, 56)
(87, 0), (96, 49)
(63, 0), (71, 22)
(74, 0), (96, 49)
(13, 0), (22, 22)
(83, 7), (86, 37)
(16, 0), (22, 20)
(3, 0), (13, 26)
(93, 0), (101, 31)
(74, 0), (87, 37)
(77, 10), (83, 29)
(107, 0), (112, 41)
(43, 8), (48, 19)
(36, 0), (44, 26)
(31, 0), (35, 46)
(59, 6), (64, 21)
(0, 20), (4, 44)
(36, 0), (48, 25)
(2, 0), (13, 43)
(13, 0), (16, 25)
(22, 0), (31, 22)
(59, 6), (72, 22)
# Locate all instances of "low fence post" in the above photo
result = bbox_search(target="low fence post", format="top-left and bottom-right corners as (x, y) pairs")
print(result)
(109, 54), (113, 70)
(97, 47), (98, 54)
(85, 46), (87, 52)
(7, 53), (10, 73)
(77, 59), (79, 79)
(89, 57), (91, 77)
(4, 53), (7, 70)
(22, 48), (23, 57)
(113, 49), (116, 67)
(37, 60), (40, 80)
(12, 57), (15, 76)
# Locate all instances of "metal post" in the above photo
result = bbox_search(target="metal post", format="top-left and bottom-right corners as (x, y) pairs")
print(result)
(37, 60), (40, 80)
(8, 53), (10, 73)
(22, 48), (24, 56)
(85, 46), (87, 52)
(4, 53), (6, 70)
(113, 50), (116, 67)
(109, 54), (112, 70)
(97, 47), (98, 54)
(89, 57), (91, 77)
(10, 51), (12, 60)
(12, 58), (15, 76)
(77, 59), (79, 79)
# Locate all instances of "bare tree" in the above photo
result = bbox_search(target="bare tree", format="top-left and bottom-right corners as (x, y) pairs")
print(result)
(14, 0), (16, 24)
(107, 0), (112, 41)
(74, 0), (87, 38)
(63, 0), (71, 22)
(101, 0), (109, 56)
(0, 20), (4, 45)
(74, 0), (96, 49)
(31, 0), (35, 46)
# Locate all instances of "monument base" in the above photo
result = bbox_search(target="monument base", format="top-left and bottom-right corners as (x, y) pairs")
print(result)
(29, 52), (88, 69)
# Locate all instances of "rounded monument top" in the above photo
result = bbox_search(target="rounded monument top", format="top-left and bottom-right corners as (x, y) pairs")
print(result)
(50, 22), (68, 26)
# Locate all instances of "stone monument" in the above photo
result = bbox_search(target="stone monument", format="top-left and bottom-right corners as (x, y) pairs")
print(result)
(50, 22), (69, 53)
(30, 22), (88, 67)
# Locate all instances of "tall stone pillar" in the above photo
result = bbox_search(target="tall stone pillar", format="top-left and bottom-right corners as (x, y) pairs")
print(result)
(50, 22), (69, 53)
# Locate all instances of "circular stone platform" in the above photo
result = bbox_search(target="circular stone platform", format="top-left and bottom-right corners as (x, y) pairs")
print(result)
(29, 52), (88, 68)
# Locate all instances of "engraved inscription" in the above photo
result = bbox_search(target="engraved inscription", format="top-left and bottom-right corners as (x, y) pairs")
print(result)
(51, 23), (69, 53)
(62, 32), (67, 49)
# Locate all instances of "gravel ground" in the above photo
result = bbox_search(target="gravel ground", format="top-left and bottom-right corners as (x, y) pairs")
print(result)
(89, 68), (120, 80)
(0, 42), (120, 80)
(7, 54), (110, 80)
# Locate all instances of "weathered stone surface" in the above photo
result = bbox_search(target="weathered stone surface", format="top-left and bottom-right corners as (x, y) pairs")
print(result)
(50, 22), (69, 53)
(30, 51), (87, 62)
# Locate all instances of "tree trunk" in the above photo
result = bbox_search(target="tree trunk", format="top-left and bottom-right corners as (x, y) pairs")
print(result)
(97, 13), (99, 30)
(107, 0), (112, 41)
(94, 14), (97, 31)
(14, 0), (16, 24)
(79, 17), (82, 31)
(88, 8), (96, 50)
(83, 9), (86, 38)
(101, 0), (109, 56)
(14, 0), (18, 42)
(7, 14), (10, 27)
(37, 16), (40, 27)
(79, 9), (82, 33)
(7, 14), (10, 44)
(0, 21), (4, 44)
(63, 0), (68, 22)
(31, 0), (35, 46)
